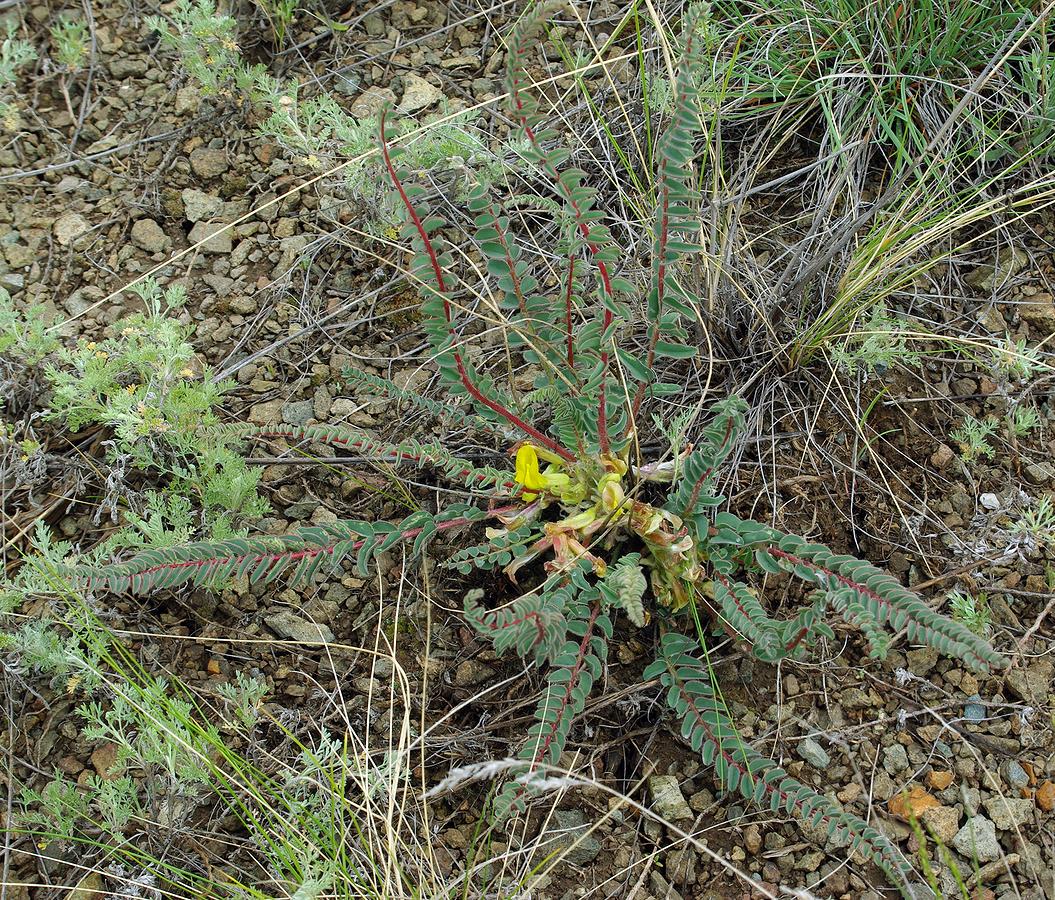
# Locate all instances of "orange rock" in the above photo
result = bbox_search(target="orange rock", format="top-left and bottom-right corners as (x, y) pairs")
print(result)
(89, 742), (121, 779)
(927, 770), (955, 791)
(207, 658), (221, 676)
(889, 786), (941, 822)
(1036, 780), (1055, 812)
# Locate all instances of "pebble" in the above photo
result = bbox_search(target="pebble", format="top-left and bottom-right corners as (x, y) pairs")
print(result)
(182, 188), (223, 222)
(952, 815), (1001, 862)
(130, 218), (169, 253)
(53, 211), (91, 246)
(188, 221), (233, 254)
(648, 774), (692, 822)
(265, 610), (334, 644)
(399, 73), (444, 113)
(920, 804), (960, 844)
(190, 147), (230, 179)
(982, 796), (1033, 831)
(743, 824), (762, 854)
(883, 743), (909, 775)
(964, 694), (986, 722)
(798, 737), (830, 768)
(351, 85), (396, 117)
(979, 492), (1000, 511)
(282, 399), (315, 426)
(1003, 760), (1029, 790)
(541, 810), (601, 866)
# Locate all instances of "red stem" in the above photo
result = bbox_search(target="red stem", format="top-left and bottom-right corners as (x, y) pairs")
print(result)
(563, 254), (576, 370)
(504, 600), (600, 810)
(512, 95), (615, 455)
(379, 109), (575, 463)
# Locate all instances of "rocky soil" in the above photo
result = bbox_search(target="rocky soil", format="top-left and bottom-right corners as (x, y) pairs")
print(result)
(2, 2), (1054, 899)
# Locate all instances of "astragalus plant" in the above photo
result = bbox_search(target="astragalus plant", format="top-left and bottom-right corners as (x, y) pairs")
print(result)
(53, 5), (1003, 894)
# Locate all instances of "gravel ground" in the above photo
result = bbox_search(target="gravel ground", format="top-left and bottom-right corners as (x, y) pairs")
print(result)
(1, 2), (1054, 898)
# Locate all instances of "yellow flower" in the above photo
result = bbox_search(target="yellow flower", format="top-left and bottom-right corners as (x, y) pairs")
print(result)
(598, 474), (625, 513)
(515, 445), (547, 492)
(514, 444), (570, 500)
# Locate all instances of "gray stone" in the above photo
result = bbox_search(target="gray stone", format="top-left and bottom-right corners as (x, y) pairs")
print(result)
(130, 218), (169, 253)
(453, 659), (495, 686)
(1004, 760), (1029, 790)
(189, 147), (229, 178)
(282, 399), (315, 426)
(798, 737), (830, 769)
(982, 796), (1033, 831)
(648, 774), (692, 821)
(965, 247), (1029, 292)
(265, 610), (334, 644)
(907, 647), (939, 677)
(351, 85), (396, 118)
(1006, 659), (1053, 704)
(540, 810), (601, 867)
(883, 744), (909, 775)
(188, 221), (232, 254)
(182, 188), (223, 222)
(0, 272), (24, 290)
(54, 212), (91, 246)
(964, 694), (986, 722)
(174, 86), (200, 116)
(1024, 462), (1055, 485)
(109, 57), (147, 78)
(952, 815), (1001, 862)
(979, 492), (1001, 511)
(398, 73), (444, 113)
